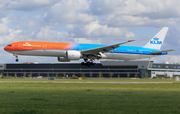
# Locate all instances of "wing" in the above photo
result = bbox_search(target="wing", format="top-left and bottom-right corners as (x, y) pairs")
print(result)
(81, 40), (135, 55)
(150, 49), (175, 54)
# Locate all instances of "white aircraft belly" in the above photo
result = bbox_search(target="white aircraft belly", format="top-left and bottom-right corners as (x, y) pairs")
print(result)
(8, 50), (162, 61)
(8, 50), (67, 57)
(104, 53), (160, 60)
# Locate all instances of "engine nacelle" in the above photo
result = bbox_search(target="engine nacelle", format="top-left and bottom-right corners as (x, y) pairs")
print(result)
(57, 50), (81, 62)
(67, 50), (81, 60)
(58, 57), (71, 62)
(97, 52), (107, 59)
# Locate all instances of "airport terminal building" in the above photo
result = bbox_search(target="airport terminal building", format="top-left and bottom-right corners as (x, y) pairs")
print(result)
(0, 61), (180, 78)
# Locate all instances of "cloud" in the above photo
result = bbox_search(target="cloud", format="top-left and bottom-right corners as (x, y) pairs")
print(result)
(44, 0), (97, 24)
(0, 29), (23, 45)
(83, 21), (135, 38)
(152, 55), (180, 63)
(89, 0), (180, 27)
(36, 26), (69, 41)
(74, 38), (101, 44)
(161, 26), (180, 54)
(90, 0), (180, 17)
(66, 21), (135, 44)
(0, 17), (24, 45)
(66, 24), (75, 30)
(4, 0), (59, 11)
(0, 23), (9, 35)
(102, 15), (176, 27)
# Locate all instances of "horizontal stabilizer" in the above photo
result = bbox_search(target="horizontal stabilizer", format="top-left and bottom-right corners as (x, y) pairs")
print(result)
(150, 49), (175, 54)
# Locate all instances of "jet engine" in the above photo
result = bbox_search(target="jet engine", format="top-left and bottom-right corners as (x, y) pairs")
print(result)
(57, 57), (71, 62)
(57, 50), (81, 62)
(97, 52), (107, 59)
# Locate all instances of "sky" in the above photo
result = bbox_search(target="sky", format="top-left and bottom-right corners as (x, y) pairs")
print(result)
(0, 0), (180, 64)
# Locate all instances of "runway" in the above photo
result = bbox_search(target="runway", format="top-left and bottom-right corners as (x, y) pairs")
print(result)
(0, 81), (174, 84)
(55, 82), (174, 84)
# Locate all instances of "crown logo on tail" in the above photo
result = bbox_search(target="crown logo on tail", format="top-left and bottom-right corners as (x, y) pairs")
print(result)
(153, 37), (159, 40)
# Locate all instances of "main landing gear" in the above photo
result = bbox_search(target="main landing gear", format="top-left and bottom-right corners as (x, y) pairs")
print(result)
(81, 59), (96, 67)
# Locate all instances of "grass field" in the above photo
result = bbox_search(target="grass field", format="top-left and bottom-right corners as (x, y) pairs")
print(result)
(0, 79), (180, 114)
(0, 78), (176, 82)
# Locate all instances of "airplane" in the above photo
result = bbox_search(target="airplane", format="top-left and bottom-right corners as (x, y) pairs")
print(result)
(4, 27), (174, 67)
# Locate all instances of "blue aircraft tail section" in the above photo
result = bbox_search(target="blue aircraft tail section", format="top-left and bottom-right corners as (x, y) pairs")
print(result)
(144, 27), (169, 49)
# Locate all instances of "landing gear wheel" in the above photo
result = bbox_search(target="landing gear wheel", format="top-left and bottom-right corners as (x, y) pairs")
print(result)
(81, 62), (85, 65)
(81, 59), (96, 67)
(15, 59), (19, 62)
(93, 63), (97, 66)
(87, 62), (91, 67)
(14, 55), (19, 62)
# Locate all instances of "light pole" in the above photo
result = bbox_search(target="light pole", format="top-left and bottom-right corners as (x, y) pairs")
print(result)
(52, 68), (54, 77)
(21, 68), (23, 78)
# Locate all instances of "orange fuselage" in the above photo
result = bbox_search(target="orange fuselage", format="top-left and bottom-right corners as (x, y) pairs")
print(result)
(4, 41), (76, 51)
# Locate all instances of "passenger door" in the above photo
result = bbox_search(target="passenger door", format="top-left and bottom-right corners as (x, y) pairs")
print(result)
(18, 44), (22, 51)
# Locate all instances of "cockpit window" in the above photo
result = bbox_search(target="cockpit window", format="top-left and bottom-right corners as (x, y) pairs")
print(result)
(7, 45), (12, 47)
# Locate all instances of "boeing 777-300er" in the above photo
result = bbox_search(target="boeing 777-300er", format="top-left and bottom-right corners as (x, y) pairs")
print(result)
(4, 27), (174, 66)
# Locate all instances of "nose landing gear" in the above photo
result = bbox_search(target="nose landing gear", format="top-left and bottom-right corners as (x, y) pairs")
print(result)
(16, 59), (19, 62)
(14, 55), (19, 62)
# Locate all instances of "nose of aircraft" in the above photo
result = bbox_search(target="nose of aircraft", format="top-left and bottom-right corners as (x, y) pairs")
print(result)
(4, 46), (8, 51)
(4, 44), (12, 51)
